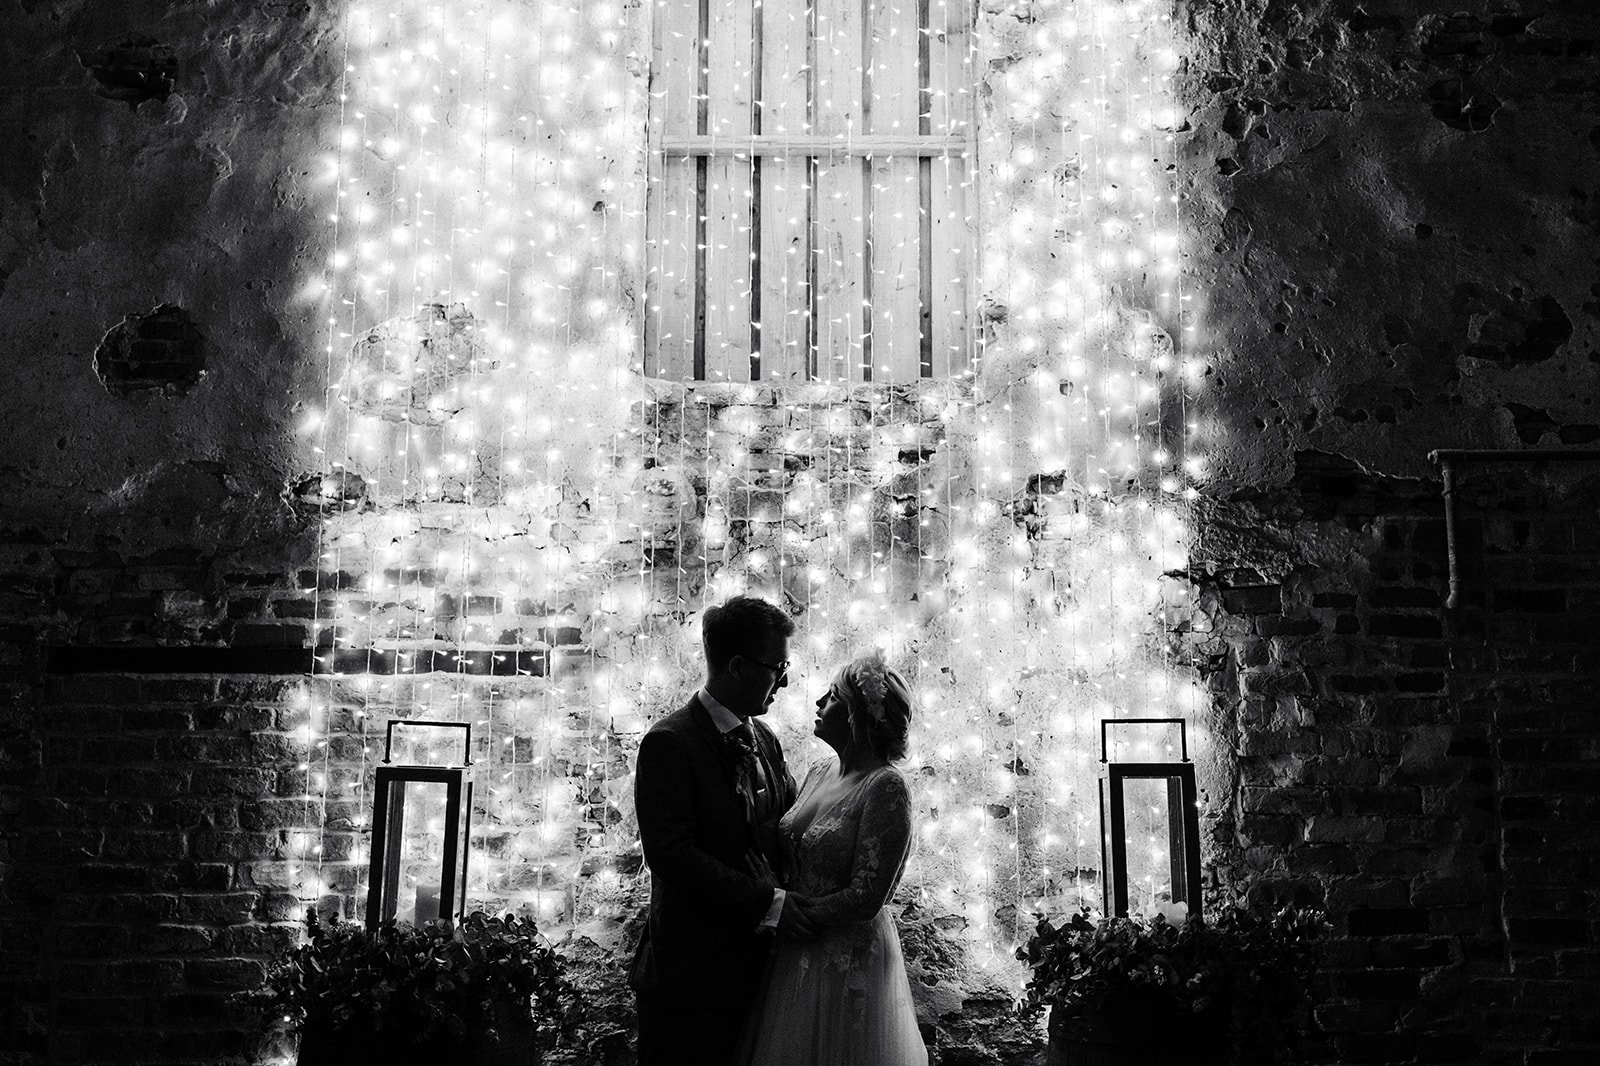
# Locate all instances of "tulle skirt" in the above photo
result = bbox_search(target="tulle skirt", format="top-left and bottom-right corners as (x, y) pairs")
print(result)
(737, 909), (928, 1066)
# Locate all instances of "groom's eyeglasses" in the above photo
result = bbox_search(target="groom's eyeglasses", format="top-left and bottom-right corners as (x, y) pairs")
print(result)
(744, 656), (790, 680)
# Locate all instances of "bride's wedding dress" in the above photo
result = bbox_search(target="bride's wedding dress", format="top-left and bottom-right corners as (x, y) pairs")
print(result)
(738, 759), (928, 1066)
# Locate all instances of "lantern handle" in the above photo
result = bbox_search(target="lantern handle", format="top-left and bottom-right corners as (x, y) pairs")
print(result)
(383, 719), (474, 766)
(1100, 717), (1188, 763)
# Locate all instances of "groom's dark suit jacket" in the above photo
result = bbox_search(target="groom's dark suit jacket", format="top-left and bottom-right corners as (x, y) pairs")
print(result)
(630, 695), (796, 1010)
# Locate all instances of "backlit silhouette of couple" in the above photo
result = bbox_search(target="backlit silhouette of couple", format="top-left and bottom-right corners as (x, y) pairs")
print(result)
(630, 596), (928, 1066)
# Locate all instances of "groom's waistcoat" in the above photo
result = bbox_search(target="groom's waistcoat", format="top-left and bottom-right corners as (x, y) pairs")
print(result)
(630, 696), (795, 1009)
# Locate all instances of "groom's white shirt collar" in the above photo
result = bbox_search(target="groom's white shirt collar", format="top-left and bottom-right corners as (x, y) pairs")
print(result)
(697, 688), (745, 734)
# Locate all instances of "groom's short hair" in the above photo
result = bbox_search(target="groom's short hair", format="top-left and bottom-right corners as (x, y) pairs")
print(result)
(702, 595), (794, 674)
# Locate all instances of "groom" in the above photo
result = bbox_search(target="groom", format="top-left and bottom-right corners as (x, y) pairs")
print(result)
(631, 595), (817, 1065)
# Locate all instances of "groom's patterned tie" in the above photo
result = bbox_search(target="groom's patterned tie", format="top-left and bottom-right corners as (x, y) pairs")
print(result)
(728, 721), (767, 823)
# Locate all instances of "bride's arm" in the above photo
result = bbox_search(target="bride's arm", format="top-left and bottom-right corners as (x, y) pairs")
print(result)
(804, 770), (913, 927)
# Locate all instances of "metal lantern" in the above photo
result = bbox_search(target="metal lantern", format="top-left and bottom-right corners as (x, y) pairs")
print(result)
(365, 720), (474, 928)
(1098, 718), (1203, 921)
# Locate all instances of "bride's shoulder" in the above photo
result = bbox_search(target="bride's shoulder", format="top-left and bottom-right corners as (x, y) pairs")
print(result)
(866, 764), (912, 802)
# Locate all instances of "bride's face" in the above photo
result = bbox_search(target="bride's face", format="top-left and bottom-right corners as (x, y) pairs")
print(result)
(813, 685), (851, 747)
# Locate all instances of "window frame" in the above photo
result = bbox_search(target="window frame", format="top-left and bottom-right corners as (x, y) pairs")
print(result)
(642, 0), (979, 385)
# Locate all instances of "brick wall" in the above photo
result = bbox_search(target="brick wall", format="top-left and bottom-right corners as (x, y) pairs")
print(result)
(2, 674), (303, 1065)
(1451, 460), (1600, 1065)
(6, 452), (1597, 1066)
(1192, 452), (1600, 1066)
(0, 517), (315, 1066)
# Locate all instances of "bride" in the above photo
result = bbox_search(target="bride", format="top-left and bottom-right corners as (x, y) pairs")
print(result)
(737, 653), (928, 1065)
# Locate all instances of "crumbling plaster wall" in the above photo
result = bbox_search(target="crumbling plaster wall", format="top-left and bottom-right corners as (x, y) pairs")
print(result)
(0, 0), (334, 580)
(1181, 0), (1598, 489)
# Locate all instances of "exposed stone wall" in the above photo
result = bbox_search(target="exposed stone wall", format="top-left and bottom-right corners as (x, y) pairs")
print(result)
(1184, 452), (1600, 1065)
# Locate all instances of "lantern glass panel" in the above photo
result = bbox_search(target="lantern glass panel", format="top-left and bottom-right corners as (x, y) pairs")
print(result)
(1098, 761), (1202, 920)
(1105, 720), (1186, 763)
(1122, 776), (1179, 916)
(394, 780), (450, 924)
(366, 764), (472, 928)
(389, 722), (471, 767)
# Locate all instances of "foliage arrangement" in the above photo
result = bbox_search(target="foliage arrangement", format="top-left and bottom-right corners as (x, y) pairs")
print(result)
(258, 910), (583, 1051)
(1017, 900), (1327, 1060)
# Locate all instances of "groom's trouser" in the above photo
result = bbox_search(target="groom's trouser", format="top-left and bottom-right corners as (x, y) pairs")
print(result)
(635, 995), (743, 1066)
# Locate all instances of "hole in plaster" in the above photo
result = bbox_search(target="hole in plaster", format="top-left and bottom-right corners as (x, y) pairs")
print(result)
(1217, 157), (1241, 176)
(1489, 16), (1534, 37)
(93, 304), (206, 397)
(1465, 294), (1572, 364)
(289, 471), (371, 514)
(1381, 315), (1413, 348)
(76, 37), (177, 108)
(1428, 77), (1501, 133)
(342, 302), (493, 425)
(1221, 103), (1250, 138)
(1346, 12), (1398, 35)
(1414, 223), (1434, 239)
(1505, 404), (1559, 445)
(1422, 17), (1490, 59)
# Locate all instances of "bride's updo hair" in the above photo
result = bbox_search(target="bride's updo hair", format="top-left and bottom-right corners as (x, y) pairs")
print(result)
(834, 653), (914, 762)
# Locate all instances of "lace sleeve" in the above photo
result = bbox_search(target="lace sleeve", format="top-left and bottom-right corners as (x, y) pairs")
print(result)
(795, 754), (832, 797)
(806, 769), (913, 927)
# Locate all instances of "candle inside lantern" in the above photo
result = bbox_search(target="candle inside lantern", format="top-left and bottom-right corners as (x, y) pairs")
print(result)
(414, 882), (440, 924)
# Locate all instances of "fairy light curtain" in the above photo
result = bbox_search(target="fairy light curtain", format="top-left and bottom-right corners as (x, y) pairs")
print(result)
(296, 0), (647, 915)
(294, 0), (1207, 980)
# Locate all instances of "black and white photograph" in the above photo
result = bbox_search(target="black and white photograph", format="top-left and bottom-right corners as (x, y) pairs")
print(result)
(1, 1), (1596, 1064)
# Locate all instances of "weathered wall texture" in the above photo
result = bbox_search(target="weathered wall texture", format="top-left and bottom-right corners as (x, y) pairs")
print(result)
(2, 1), (1598, 1065)
(1174, 1), (1600, 1063)
(0, 3), (339, 1063)
(0, 0), (334, 545)
(1183, 0), (1599, 482)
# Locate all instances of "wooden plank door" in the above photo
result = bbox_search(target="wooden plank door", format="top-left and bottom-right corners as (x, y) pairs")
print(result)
(647, 0), (975, 382)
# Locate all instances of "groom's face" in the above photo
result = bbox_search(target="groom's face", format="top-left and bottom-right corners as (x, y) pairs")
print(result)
(729, 632), (790, 718)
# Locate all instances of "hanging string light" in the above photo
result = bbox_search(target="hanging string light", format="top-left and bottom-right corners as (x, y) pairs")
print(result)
(297, 0), (1205, 972)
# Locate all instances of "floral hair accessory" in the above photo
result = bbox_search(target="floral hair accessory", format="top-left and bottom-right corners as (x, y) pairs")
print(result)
(853, 651), (889, 723)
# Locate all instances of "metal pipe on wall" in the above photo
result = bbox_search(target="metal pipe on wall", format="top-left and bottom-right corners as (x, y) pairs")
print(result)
(1426, 449), (1600, 610)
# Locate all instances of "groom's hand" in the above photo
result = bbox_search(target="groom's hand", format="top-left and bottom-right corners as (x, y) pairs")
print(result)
(778, 893), (819, 942)
(745, 847), (780, 888)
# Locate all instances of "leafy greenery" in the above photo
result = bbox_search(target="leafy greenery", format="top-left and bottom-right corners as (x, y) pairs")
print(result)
(1017, 901), (1327, 1061)
(258, 910), (583, 1051)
